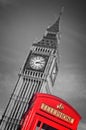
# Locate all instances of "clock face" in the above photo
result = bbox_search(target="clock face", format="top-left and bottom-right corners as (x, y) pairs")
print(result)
(30, 56), (45, 70)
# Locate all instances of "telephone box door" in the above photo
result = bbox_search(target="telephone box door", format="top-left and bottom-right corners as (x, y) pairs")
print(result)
(29, 114), (70, 130)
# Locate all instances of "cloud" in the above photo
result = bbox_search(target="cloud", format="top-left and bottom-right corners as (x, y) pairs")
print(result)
(53, 63), (86, 124)
(0, 0), (19, 7)
(54, 67), (86, 98)
(0, 0), (12, 5)
(78, 122), (86, 130)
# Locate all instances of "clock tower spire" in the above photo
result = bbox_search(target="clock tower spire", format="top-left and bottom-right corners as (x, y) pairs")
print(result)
(0, 9), (63, 130)
(47, 6), (64, 34)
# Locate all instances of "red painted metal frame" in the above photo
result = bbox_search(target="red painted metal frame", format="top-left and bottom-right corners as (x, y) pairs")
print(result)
(20, 93), (81, 130)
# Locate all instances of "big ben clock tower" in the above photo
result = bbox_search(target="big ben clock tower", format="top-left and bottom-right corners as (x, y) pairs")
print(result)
(0, 10), (63, 130)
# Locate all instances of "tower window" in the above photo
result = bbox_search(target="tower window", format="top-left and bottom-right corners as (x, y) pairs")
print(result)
(48, 50), (49, 52)
(38, 48), (40, 51)
(43, 49), (44, 52)
(41, 74), (43, 77)
(35, 48), (37, 51)
(30, 72), (32, 75)
(38, 73), (40, 77)
(33, 72), (35, 76)
(36, 73), (37, 76)
(53, 50), (56, 54)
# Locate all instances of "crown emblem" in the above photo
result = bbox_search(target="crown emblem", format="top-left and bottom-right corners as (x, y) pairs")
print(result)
(57, 103), (64, 110)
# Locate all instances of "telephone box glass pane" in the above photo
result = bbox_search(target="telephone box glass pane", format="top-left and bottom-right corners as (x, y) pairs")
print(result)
(36, 121), (57, 130)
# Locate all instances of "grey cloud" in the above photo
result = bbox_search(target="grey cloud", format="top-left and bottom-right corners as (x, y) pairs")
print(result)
(78, 122), (86, 130)
(0, 0), (16, 5)
(53, 64), (86, 122)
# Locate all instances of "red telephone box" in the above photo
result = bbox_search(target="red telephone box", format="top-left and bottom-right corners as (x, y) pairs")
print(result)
(19, 93), (81, 130)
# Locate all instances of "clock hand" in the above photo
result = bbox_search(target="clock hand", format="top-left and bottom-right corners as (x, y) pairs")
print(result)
(36, 62), (41, 64)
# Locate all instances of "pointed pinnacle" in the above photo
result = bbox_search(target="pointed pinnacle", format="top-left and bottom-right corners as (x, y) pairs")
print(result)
(47, 7), (64, 34)
(59, 6), (64, 18)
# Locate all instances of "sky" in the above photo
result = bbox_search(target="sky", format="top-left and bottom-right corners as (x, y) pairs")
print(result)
(0, 0), (86, 129)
